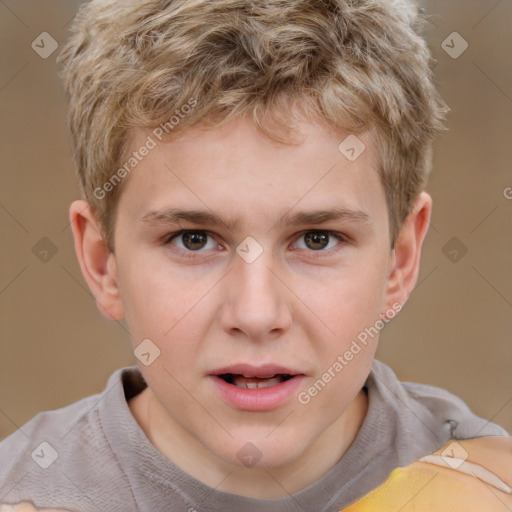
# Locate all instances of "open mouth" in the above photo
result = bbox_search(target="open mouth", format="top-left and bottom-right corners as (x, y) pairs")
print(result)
(219, 373), (294, 389)
(210, 366), (305, 410)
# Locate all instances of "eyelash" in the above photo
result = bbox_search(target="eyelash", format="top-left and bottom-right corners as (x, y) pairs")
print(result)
(162, 229), (349, 259)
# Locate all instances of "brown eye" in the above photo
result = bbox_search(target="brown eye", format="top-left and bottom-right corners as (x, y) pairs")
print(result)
(182, 232), (208, 250)
(169, 231), (217, 252)
(293, 231), (344, 252)
(304, 232), (330, 250)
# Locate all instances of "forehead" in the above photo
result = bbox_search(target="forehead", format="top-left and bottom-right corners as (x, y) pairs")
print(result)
(117, 116), (387, 231)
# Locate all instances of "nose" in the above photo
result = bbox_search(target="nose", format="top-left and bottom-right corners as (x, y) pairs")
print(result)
(219, 248), (292, 342)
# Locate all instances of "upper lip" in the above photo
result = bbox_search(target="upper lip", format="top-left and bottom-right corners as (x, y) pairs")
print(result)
(210, 363), (303, 378)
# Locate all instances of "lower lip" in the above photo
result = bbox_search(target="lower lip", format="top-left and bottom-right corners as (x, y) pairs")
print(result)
(209, 375), (305, 411)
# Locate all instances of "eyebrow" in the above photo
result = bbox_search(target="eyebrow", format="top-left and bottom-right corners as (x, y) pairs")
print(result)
(140, 207), (371, 231)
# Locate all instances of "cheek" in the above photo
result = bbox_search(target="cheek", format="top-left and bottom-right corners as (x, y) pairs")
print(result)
(301, 271), (383, 413)
(118, 259), (210, 397)
(309, 262), (389, 342)
(117, 253), (212, 346)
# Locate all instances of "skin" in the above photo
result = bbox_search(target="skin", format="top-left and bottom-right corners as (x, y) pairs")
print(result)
(68, 115), (431, 499)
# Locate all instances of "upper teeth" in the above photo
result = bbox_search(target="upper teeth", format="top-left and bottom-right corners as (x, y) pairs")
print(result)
(232, 376), (283, 389)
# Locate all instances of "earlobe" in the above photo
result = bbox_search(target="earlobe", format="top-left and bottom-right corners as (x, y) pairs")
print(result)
(383, 192), (432, 311)
(69, 199), (125, 320)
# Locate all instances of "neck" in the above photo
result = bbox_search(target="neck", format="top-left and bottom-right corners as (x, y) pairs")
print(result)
(129, 387), (368, 499)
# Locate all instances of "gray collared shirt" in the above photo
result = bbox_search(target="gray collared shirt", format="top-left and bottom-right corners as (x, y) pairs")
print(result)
(0, 360), (508, 512)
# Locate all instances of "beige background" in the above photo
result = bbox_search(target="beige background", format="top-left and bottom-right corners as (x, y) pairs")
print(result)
(1, 0), (511, 441)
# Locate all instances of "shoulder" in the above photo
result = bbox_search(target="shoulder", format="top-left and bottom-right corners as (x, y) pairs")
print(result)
(0, 391), (103, 479)
(342, 436), (512, 511)
(369, 360), (508, 441)
(0, 368), (140, 512)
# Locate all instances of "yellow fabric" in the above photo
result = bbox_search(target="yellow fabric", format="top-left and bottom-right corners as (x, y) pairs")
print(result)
(342, 436), (512, 512)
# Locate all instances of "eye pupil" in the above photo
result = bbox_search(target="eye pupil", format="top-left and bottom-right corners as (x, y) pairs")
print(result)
(182, 232), (207, 250)
(305, 232), (330, 250)
(173, 231), (339, 254)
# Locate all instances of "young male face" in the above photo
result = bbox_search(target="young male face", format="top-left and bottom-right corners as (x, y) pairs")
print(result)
(71, 114), (431, 496)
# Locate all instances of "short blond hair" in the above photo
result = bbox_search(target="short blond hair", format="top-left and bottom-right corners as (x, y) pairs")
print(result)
(58, 0), (448, 250)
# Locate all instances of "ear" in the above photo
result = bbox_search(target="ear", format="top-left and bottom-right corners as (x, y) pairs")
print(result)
(69, 199), (125, 320)
(383, 192), (432, 314)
